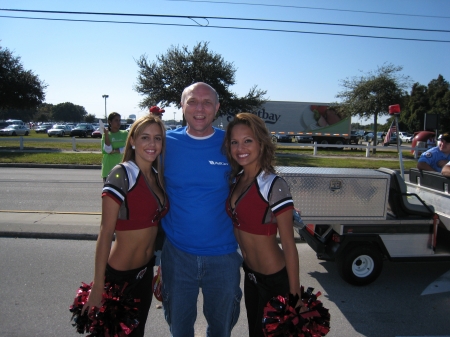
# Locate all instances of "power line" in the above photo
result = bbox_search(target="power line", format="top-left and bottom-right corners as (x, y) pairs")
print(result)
(1, 8), (449, 34)
(2, 15), (449, 43)
(166, 0), (450, 19)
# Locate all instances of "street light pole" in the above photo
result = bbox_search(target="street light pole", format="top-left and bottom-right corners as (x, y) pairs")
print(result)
(102, 95), (109, 120)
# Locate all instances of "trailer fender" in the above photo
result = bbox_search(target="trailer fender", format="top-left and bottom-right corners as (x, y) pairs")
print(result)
(335, 234), (390, 259)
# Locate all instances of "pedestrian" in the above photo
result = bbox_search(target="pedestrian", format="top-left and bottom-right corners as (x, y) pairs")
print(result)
(417, 132), (450, 173)
(161, 82), (242, 337)
(81, 115), (169, 336)
(427, 136), (435, 149)
(101, 112), (128, 182)
(223, 112), (304, 337)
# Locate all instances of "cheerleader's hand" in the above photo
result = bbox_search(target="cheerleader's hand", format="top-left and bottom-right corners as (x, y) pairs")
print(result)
(295, 295), (308, 313)
(81, 285), (103, 315)
(298, 302), (308, 313)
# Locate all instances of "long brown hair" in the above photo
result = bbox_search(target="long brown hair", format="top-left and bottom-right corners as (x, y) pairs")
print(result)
(223, 112), (275, 184)
(122, 115), (166, 188)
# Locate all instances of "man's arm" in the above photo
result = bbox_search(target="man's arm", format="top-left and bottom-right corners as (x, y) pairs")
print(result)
(442, 163), (450, 177)
(417, 161), (437, 172)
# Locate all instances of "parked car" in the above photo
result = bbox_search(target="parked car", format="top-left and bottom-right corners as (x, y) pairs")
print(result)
(349, 131), (362, 145)
(0, 124), (30, 136)
(272, 133), (296, 143)
(398, 131), (413, 143)
(0, 122), (9, 129)
(294, 135), (313, 143)
(363, 132), (374, 142)
(48, 125), (72, 137)
(35, 124), (53, 133)
(5, 119), (25, 126)
(70, 124), (95, 138)
(91, 128), (102, 138)
(381, 132), (402, 146)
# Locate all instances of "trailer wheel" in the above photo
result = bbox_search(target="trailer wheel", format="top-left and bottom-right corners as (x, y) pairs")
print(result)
(334, 139), (344, 150)
(318, 139), (329, 150)
(336, 244), (382, 286)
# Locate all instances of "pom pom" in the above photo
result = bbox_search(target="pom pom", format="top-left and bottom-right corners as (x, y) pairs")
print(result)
(69, 281), (140, 336)
(69, 282), (93, 334)
(152, 266), (163, 302)
(149, 106), (165, 114)
(262, 286), (330, 337)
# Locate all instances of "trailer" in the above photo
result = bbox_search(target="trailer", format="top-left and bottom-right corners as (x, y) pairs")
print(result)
(215, 101), (355, 146)
(277, 167), (450, 286)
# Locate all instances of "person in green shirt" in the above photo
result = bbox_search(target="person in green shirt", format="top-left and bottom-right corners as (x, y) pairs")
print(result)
(101, 112), (128, 181)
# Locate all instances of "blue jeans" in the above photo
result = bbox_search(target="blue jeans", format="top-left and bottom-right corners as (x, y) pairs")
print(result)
(161, 239), (243, 337)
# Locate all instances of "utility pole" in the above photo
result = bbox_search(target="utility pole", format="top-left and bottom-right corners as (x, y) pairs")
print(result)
(102, 95), (109, 120)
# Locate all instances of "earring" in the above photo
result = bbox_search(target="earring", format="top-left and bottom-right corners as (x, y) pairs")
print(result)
(132, 145), (135, 149)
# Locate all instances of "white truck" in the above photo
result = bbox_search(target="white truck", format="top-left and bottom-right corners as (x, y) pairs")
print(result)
(277, 166), (450, 286)
(215, 101), (356, 145)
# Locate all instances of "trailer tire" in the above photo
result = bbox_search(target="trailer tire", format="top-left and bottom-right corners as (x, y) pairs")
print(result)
(319, 139), (329, 150)
(336, 244), (382, 286)
(334, 139), (344, 151)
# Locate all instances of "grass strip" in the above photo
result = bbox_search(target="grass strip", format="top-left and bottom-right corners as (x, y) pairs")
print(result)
(0, 152), (102, 165)
(275, 155), (416, 170)
(0, 151), (416, 170)
(0, 135), (418, 169)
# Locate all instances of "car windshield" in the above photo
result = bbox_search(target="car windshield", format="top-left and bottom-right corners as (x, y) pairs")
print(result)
(56, 126), (65, 129)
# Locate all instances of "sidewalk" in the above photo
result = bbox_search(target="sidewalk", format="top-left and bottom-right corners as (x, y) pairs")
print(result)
(0, 210), (101, 240)
(0, 210), (303, 242)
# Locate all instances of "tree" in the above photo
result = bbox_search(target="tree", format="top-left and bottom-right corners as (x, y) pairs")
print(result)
(134, 42), (267, 121)
(0, 108), (36, 122)
(400, 75), (450, 134)
(336, 63), (411, 152)
(34, 103), (54, 122)
(400, 83), (429, 132)
(426, 75), (450, 134)
(84, 114), (96, 123)
(52, 102), (87, 122)
(0, 45), (47, 111)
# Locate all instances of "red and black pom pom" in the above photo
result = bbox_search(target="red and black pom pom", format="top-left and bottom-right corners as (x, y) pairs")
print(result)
(262, 286), (330, 337)
(69, 281), (140, 336)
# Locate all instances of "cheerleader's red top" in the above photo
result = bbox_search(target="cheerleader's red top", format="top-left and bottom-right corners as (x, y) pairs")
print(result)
(102, 161), (169, 231)
(226, 170), (294, 236)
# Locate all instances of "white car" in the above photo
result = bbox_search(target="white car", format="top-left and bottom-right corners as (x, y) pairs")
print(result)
(48, 125), (72, 137)
(398, 132), (413, 143)
(0, 124), (30, 136)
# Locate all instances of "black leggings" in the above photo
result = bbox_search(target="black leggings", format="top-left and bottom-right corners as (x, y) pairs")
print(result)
(242, 263), (290, 337)
(104, 256), (155, 337)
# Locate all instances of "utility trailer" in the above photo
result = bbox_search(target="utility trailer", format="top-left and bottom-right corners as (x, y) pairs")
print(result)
(214, 101), (353, 146)
(277, 167), (450, 286)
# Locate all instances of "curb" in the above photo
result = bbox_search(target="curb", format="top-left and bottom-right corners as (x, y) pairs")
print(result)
(0, 231), (98, 241)
(0, 163), (101, 169)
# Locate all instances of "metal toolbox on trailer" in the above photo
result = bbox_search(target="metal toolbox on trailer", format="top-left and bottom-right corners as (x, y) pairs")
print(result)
(276, 167), (390, 221)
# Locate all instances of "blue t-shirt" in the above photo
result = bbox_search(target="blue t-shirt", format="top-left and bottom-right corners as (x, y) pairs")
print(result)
(418, 146), (450, 172)
(162, 127), (237, 256)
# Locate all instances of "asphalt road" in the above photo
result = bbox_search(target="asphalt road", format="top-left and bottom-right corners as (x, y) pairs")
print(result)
(1, 167), (450, 336)
(0, 167), (102, 213)
(1, 238), (450, 337)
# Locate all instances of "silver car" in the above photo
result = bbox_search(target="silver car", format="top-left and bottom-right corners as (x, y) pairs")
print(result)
(0, 124), (30, 136)
(48, 125), (72, 137)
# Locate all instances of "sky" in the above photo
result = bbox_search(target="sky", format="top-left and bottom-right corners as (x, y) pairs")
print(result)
(1, 0), (449, 125)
